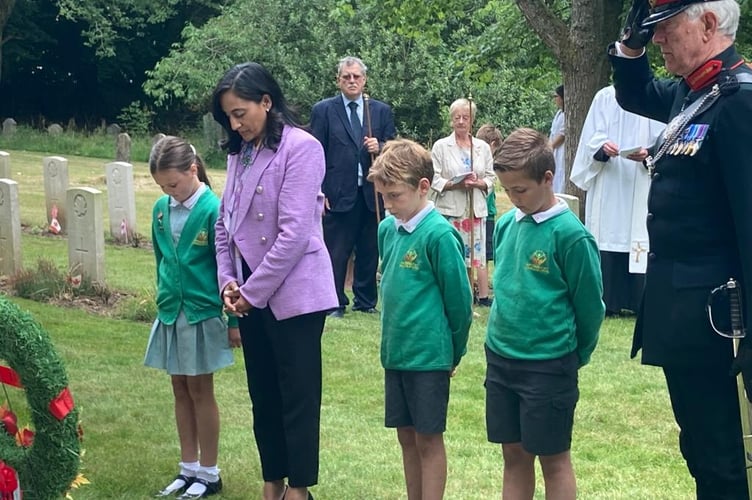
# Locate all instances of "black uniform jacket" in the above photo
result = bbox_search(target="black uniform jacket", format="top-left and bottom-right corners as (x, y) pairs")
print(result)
(609, 45), (752, 368)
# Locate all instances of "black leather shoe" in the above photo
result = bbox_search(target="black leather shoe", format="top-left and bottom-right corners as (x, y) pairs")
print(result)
(155, 474), (194, 497)
(327, 307), (345, 318)
(177, 477), (222, 499)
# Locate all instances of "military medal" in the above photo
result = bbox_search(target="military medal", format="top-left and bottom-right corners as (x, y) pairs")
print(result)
(647, 84), (720, 177)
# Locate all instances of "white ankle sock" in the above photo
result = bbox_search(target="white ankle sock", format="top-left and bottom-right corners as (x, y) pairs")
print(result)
(180, 461), (200, 478)
(197, 465), (220, 483)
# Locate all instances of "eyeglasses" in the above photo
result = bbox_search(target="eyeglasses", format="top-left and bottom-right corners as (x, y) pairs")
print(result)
(340, 73), (364, 81)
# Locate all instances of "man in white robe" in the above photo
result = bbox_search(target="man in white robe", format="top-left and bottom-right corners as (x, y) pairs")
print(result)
(550, 84), (566, 193)
(570, 85), (664, 316)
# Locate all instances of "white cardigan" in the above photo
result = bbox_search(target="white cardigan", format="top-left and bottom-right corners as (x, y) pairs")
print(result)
(430, 133), (495, 218)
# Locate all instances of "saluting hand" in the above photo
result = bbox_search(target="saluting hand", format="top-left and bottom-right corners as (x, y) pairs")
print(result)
(621, 0), (654, 50)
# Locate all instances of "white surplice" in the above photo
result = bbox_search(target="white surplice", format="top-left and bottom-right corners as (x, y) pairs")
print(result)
(570, 85), (664, 273)
(550, 109), (566, 193)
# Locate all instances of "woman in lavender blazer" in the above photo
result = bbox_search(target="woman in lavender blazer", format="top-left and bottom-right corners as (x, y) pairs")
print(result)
(212, 62), (337, 500)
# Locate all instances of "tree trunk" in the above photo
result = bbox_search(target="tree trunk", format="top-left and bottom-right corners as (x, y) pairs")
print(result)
(0, 0), (17, 84)
(514, 0), (622, 218)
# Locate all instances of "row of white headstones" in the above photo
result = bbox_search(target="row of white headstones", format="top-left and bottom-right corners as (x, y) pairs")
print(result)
(0, 151), (136, 283)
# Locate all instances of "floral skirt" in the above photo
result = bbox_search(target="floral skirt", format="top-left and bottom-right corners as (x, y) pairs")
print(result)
(446, 214), (486, 269)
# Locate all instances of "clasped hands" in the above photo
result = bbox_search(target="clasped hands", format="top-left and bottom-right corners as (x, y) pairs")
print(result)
(223, 281), (252, 317)
(448, 172), (485, 190)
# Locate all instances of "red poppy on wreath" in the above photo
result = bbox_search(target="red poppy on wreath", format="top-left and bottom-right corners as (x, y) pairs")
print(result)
(16, 427), (34, 448)
(0, 460), (19, 500)
(0, 406), (17, 437)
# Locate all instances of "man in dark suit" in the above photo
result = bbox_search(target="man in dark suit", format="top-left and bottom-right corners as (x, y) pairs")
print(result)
(311, 56), (397, 318)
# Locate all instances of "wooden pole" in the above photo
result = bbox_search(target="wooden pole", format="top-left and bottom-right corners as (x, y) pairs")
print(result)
(363, 93), (381, 224)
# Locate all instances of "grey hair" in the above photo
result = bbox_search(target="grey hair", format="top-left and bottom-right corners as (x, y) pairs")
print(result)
(449, 98), (477, 118)
(686, 0), (739, 39)
(337, 56), (368, 76)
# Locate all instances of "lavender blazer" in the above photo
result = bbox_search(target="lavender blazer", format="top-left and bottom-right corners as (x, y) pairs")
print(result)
(215, 125), (338, 320)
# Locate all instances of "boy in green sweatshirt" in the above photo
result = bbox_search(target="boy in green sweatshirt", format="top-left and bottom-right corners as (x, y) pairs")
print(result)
(368, 138), (472, 500)
(486, 128), (604, 500)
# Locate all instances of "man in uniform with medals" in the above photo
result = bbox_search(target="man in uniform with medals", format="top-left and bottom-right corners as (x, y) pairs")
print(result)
(609, 0), (752, 497)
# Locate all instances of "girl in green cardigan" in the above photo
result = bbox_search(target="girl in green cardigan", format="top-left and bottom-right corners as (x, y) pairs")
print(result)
(145, 136), (240, 499)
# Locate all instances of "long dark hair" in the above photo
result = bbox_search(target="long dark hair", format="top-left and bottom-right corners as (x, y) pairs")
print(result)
(150, 135), (211, 189)
(211, 62), (302, 154)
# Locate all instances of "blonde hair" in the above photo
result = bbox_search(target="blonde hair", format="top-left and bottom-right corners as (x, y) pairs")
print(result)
(367, 139), (433, 188)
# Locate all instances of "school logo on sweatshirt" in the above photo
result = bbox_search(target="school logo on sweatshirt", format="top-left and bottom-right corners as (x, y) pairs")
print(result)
(400, 249), (419, 270)
(526, 250), (549, 274)
(193, 229), (209, 246)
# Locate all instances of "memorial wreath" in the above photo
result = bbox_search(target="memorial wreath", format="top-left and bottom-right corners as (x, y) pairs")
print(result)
(0, 297), (83, 499)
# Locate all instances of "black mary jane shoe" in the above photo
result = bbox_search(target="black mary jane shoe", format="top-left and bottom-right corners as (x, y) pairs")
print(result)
(155, 474), (195, 497)
(177, 477), (223, 499)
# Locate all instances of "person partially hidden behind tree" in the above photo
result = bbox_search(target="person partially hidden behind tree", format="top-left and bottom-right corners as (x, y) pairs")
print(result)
(613, 0), (752, 497)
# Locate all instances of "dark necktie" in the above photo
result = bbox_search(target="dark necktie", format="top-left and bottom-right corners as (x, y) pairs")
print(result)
(348, 101), (362, 141)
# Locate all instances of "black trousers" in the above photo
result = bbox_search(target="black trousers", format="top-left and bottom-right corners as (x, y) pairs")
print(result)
(663, 366), (749, 499)
(323, 187), (379, 310)
(600, 251), (645, 315)
(239, 306), (326, 487)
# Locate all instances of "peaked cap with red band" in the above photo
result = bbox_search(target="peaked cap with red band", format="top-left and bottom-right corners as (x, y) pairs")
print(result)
(642, 0), (720, 27)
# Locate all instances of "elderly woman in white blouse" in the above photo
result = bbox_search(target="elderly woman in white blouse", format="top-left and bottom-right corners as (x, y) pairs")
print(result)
(430, 98), (496, 306)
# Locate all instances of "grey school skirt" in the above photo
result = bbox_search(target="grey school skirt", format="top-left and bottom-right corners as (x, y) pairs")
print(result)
(144, 310), (234, 376)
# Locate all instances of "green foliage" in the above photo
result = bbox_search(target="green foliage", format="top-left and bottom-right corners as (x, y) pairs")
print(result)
(116, 288), (158, 323)
(9, 258), (114, 303)
(55, 0), (226, 58)
(116, 101), (156, 136)
(144, 0), (560, 144)
(10, 259), (66, 301)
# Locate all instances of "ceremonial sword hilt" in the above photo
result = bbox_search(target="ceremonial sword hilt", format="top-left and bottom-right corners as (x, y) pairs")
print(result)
(708, 277), (746, 339)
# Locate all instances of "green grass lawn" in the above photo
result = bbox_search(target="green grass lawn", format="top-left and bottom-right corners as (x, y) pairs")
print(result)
(0, 148), (694, 498)
(2, 299), (693, 499)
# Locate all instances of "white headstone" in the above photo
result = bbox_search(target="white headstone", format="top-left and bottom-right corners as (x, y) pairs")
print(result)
(105, 162), (136, 244)
(67, 187), (105, 284)
(47, 123), (63, 136)
(0, 151), (9, 179)
(0, 179), (22, 276)
(43, 156), (69, 234)
(106, 123), (121, 136)
(116, 133), (131, 162)
(556, 193), (580, 215)
(2, 118), (16, 135)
